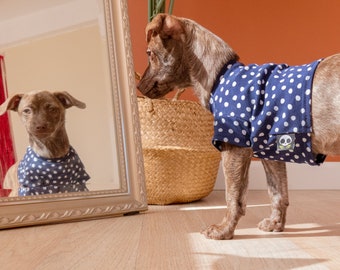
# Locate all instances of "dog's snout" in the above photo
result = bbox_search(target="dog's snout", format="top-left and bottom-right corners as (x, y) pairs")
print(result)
(137, 75), (156, 97)
(32, 117), (51, 135)
(35, 124), (47, 131)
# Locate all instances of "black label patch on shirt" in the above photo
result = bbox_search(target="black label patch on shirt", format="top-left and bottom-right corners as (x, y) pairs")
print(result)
(277, 134), (295, 151)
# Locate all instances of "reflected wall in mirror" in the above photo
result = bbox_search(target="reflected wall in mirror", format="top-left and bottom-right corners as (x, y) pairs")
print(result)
(0, 0), (147, 229)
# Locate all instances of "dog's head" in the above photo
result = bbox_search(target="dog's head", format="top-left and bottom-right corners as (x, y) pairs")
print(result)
(0, 90), (86, 139)
(137, 14), (192, 98)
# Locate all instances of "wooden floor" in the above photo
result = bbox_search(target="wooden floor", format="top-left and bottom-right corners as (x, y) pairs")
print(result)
(1, 190), (340, 269)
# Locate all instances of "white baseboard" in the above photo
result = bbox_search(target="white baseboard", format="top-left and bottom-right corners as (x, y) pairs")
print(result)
(213, 161), (340, 190)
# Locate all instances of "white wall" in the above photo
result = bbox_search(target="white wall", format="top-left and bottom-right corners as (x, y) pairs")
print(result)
(214, 161), (340, 190)
(0, 0), (102, 48)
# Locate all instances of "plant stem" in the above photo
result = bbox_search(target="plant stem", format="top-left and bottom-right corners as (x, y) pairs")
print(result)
(148, 0), (175, 22)
(168, 0), (175, 14)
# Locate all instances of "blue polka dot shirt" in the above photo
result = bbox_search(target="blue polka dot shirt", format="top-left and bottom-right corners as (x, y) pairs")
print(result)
(18, 146), (90, 196)
(209, 60), (326, 165)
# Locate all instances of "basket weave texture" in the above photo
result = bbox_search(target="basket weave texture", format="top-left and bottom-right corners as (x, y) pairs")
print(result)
(138, 97), (221, 205)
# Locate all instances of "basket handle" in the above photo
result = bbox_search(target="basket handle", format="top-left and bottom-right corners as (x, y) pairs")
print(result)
(172, 88), (186, 101)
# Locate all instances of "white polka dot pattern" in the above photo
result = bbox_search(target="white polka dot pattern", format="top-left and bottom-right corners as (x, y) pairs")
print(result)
(18, 146), (90, 196)
(209, 60), (326, 166)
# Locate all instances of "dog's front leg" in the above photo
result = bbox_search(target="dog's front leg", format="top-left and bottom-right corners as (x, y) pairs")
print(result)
(258, 160), (289, 232)
(202, 143), (252, 240)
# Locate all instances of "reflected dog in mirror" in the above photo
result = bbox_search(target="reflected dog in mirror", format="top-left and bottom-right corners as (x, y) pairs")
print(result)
(0, 90), (90, 197)
(138, 14), (340, 240)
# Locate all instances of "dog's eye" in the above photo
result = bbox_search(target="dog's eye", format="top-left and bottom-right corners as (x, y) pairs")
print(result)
(47, 106), (59, 113)
(23, 108), (32, 114)
(146, 49), (151, 56)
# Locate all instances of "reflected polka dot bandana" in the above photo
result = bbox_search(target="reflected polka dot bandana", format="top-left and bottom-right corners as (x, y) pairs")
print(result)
(18, 146), (90, 196)
(209, 60), (326, 165)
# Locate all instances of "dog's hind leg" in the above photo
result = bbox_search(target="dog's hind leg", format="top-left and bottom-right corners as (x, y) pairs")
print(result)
(258, 160), (289, 232)
(202, 144), (252, 240)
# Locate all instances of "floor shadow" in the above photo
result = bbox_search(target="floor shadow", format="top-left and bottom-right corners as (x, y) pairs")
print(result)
(194, 252), (328, 270)
(231, 223), (340, 240)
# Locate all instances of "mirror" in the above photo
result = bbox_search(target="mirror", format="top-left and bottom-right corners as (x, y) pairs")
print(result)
(0, 0), (147, 228)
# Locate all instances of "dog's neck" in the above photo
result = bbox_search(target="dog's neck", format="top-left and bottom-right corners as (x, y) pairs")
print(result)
(29, 127), (70, 159)
(183, 19), (239, 108)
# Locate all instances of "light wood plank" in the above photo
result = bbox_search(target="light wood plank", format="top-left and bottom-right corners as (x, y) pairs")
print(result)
(0, 191), (339, 269)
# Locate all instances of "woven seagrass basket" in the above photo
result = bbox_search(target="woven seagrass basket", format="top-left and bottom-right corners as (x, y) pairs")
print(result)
(137, 95), (221, 205)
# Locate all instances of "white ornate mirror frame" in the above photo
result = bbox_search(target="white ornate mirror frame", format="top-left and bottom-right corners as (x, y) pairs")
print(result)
(0, 0), (148, 229)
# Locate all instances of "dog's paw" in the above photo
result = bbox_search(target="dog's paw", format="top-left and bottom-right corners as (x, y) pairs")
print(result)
(201, 224), (234, 240)
(258, 218), (284, 232)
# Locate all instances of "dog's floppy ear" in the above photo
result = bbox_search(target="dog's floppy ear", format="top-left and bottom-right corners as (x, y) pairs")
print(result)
(146, 13), (184, 42)
(0, 94), (23, 115)
(54, 91), (86, 109)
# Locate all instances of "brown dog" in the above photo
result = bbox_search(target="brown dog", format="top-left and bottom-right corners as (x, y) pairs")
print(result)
(0, 90), (90, 197)
(137, 14), (340, 240)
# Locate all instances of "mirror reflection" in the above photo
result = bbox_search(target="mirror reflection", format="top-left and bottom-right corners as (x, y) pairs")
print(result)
(0, 0), (120, 197)
(1, 90), (91, 196)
